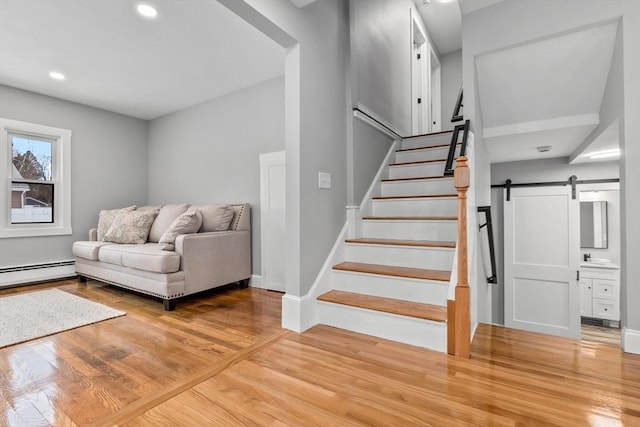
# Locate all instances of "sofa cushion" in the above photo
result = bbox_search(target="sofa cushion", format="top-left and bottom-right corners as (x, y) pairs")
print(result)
(104, 209), (159, 244)
(73, 241), (113, 261)
(97, 205), (136, 241)
(159, 206), (202, 245)
(148, 204), (189, 243)
(98, 243), (180, 273)
(198, 204), (234, 232)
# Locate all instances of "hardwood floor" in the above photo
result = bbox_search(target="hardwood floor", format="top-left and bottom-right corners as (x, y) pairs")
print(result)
(2, 280), (640, 426)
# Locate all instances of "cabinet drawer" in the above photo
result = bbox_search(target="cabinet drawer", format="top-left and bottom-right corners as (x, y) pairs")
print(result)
(592, 299), (620, 321)
(593, 279), (619, 300)
(581, 267), (619, 280)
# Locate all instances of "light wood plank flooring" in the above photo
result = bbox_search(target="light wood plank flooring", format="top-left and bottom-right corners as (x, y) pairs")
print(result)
(2, 280), (640, 426)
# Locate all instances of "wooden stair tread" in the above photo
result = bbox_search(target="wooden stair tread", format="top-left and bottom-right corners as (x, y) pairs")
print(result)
(333, 262), (450, 282)
(381, 176), (451, 182)
(396, 142), (461, 153)
(372, 194), (457, 200)
(345, 238), (455, 248)
(318, 290), (447, 322)
(403, 129), (453, 138)
(389, 159), (446, 166)
(362, 215), (458, 221)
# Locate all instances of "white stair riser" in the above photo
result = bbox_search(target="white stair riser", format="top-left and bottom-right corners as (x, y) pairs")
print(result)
(395, 146), (460, 163)
(318, 302), (447, 353)
(388, 163), (447, 179)
(362, 220), (457, 241)
(372, 198), (457, 216)
(345, 244), (454, 270)
(402, 133), (454, 149)
(331, 270), (448, 305)
(380, 178), (454, 197)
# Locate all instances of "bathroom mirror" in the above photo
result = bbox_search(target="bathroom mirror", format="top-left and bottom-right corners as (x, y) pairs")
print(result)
(580, 201), (608, 248)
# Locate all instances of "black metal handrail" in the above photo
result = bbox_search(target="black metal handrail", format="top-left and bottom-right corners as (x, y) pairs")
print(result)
(477, 206), (497, 284)
(451, 87), (463, 123)
(444, 119), (469, 176)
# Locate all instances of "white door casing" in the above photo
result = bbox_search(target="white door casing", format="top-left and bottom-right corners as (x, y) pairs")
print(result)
(430, 47), (441, 132)
(411, 10), (429, 135)
(259, 151), (286, 292)
(504, 186), (580, 339)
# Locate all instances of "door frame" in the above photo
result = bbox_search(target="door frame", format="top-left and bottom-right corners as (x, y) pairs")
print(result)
(410, 10), (429, 135)
(429, 46), (441, 132)
(259, 150), (286, 292)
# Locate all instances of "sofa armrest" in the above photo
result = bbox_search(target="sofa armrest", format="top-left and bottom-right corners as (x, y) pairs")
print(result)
(89, 228), (98, 241)
(175, 230), (251, 294)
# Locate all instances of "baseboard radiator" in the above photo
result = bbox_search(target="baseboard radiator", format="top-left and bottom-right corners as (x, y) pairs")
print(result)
(0, 260), (76, 288)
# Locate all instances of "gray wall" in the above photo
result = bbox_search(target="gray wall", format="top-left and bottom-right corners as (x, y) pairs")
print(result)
(0, 84), (148, 267)
(243, 0), (349, 297)
(440, 49), (462, 131)
(147, 77), (285, 275)
(352, 119), (394, 206)
(350, 0), (422, 136)
(490, 158), (620, 325)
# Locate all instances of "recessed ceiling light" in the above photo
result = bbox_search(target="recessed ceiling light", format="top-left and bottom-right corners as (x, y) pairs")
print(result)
(49, 71), (66, 81)
(587, 148), (620, 159)
(137, 4), (158, 18)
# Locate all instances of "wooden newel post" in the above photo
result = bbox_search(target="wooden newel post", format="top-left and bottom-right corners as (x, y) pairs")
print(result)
(454, 156), (470, 358)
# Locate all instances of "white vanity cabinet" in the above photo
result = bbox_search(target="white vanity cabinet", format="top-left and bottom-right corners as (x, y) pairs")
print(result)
(579, 264), (620, 322)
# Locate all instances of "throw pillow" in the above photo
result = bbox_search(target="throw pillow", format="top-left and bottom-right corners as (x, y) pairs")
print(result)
(159, 207), (203, 245)
(148, 204), (190, 242)
(199, 204), (234, 232)
(103, 209), (159, 244)
(97, 205), (136, 241)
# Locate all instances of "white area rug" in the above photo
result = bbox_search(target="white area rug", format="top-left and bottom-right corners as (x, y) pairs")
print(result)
(0, 288), (125, 348)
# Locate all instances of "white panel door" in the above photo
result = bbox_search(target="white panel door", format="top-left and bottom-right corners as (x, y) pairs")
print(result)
(504, 186), (580, 339)
(259, 151), (286, 292)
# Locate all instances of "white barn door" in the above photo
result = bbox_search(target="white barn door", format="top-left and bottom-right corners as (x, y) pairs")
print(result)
(504, 186), (580, 339)
(259, 151), (286, 292)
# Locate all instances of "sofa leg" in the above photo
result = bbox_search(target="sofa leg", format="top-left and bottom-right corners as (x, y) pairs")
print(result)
(77, 275), (87, 285)
(239, 278), (250, 289)
(163, 299), (176, 311)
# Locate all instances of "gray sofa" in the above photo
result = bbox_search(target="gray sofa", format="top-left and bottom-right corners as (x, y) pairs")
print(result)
(73, 203), (251, 310)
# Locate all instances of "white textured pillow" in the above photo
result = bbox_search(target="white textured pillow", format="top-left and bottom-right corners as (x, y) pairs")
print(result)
(97, 205), (136, 241)
(103, 210), (158, 244)
(159, 207), (203, 245)
(199, 204), (234, 232)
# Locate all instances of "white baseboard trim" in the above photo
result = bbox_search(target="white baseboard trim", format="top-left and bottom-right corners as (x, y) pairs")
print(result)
(282, 293), (317, 332)
(622, 328), (640, 354)
(250, 274), (262, 287)
(0, 262), (76, 288)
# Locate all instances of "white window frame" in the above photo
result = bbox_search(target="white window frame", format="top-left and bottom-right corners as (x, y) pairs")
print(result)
(0, 118), (72, 238)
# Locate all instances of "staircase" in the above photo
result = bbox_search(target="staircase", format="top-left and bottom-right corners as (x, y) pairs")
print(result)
(316, 130), (464, 353)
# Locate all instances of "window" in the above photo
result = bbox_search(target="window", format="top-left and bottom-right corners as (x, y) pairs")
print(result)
(0, 118), (71, 238)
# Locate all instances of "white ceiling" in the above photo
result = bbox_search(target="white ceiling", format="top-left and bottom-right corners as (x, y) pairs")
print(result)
(414, 0), (462, 55)
(476, 22), (618, 163)
(0, 0), (284, 120)
(458, 0), (504, 15)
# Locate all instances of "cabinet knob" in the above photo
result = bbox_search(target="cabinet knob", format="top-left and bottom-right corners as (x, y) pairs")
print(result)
(604, 289), (608, 292)
(604, 308), (608, 311)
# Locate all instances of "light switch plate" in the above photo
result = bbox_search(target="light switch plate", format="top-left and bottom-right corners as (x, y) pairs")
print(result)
(318, 172), (331, 189)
